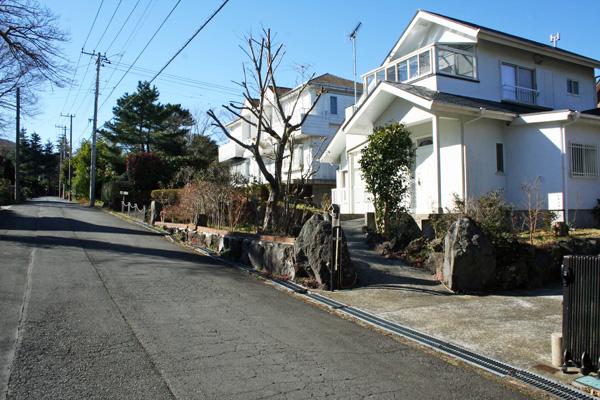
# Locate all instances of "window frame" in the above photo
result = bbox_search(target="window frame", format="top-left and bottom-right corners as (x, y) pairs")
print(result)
(570, 142), (598, 178)
(496, 143), (504, 173)
(500, 62), (537, 104)
(435, 43), (478, 80)
(329, 95), (338, 115)
(567, 78), (580, 96)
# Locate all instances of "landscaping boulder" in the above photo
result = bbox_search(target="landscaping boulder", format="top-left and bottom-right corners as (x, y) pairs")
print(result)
(263, 242), (295, 279)
(424, 252), (444, 277)
(388, 212), (422, 251)
(442, 217), (496, 292)
(294, 214), (357, 289)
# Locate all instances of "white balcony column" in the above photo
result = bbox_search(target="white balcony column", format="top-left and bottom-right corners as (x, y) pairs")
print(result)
(432, 115), (443, 213)
(348, 153), (355, 214)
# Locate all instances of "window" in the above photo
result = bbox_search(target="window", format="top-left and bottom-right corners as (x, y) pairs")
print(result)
(386, 66), (396, 81)
(330, 96), (338, 115)
(408, 55), (419, 80)
(397, 62), (408, 82)
(436, 44), (476, 79)
(570, 143), (598, 177)
(496, 143), (504, 173)
(501, 63), (536, 104)
(567, 79), (579, 95)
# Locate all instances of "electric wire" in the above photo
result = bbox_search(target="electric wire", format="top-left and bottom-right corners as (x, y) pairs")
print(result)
(93, 0), (123, 51)
(99, 0), (182, 110)
(102, 0), (156, 92)
(149, 0), (230, 84)
(58, 0), (105, 116)
(104, 0), (142, 53)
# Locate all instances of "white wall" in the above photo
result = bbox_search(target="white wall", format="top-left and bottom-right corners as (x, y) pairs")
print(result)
(464, 119), (507, 199)
(504, 122), (563, 209)
(436, 40), (597, 111)
(439, 118), (464, 209)
(566, 121), (600, 210)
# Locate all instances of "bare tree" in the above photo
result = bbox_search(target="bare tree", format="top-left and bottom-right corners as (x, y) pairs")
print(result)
(522, 177), (543, 244)
(0, 0), (68, 121)
(207, 28), (322, 233)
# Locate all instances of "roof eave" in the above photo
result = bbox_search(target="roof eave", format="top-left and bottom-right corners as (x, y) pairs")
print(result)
(478, 31), (600, 69)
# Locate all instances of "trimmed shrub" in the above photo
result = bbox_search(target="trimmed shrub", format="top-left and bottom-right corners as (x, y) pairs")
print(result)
(0, 179), (12, 205)
(126, 152), (165, 190)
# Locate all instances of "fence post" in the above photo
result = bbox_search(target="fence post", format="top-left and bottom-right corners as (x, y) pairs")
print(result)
(127, 202), (131, 216)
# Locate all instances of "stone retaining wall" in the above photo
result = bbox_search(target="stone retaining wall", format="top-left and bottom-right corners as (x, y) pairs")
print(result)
(156, 222), (296, 279)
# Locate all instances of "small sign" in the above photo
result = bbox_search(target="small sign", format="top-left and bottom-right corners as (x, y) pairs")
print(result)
(548, 192), (564, 222)
(119, 191), (129, 196)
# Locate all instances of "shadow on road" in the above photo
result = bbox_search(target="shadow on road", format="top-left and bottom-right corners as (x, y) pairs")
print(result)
(0, 233), (224, 267)
(0, 209), (155, 237)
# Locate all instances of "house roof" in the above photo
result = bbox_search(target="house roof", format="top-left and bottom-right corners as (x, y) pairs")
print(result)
(386, 82), (551, 114)
(308, 73), (363, 91)
(383, 10), (600, 68)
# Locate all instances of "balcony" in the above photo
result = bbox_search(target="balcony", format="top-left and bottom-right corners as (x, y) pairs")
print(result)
(362, 43), (477, 95)
(501, 84), (539, 105)
(218, 140), (245, 162)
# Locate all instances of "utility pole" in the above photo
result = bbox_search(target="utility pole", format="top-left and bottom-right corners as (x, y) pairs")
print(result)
(61, 113), (75, 200)
(14, 87), (20, 203)
(55, 124), (67, 198)
(82, 50), (109, 207)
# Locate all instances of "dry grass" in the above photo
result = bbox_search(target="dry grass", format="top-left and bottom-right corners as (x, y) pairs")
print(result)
(516, 228), (600, 246)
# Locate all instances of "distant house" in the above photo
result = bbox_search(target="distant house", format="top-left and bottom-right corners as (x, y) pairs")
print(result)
(218, 73), (361, 204)
(321, 10), (600, 226)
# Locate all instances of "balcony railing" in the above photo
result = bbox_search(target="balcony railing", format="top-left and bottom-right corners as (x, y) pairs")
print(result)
(218, 140), (245, 162)
(501, 84), (539, 105)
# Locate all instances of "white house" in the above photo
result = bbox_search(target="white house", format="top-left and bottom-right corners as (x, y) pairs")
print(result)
(321, 10), (600, 227)
(218, 73), (361, 204)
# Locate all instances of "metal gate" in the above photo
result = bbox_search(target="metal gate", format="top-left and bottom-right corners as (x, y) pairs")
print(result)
(562, 255), (600, 375)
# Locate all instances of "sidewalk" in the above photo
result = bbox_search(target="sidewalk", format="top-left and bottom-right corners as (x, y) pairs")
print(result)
(318, 219), (567, 382)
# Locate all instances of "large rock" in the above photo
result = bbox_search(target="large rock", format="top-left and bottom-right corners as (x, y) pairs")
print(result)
(294, 214), (357, 289)
(388, 212), (422, 251)
(442, 217), (496, 292)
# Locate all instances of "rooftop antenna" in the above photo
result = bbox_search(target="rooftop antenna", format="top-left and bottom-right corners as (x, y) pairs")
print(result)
(348, 22), (362, 108)
(294, 62), (312, 85)
(550, 32), (560, 48)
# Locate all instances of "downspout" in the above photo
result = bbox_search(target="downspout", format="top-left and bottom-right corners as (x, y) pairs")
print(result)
(461, 107), (487, 204)
(561, 110), (581, 224)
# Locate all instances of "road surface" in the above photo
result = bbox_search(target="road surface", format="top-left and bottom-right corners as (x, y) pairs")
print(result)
(0, 198), (533, 399)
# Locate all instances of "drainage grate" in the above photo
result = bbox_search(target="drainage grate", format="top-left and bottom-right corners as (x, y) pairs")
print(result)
(274, 279), (593, 400)
(187, 245), (593, 400)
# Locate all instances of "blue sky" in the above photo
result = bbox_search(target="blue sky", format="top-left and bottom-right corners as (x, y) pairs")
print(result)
(13, 0), (600, 147)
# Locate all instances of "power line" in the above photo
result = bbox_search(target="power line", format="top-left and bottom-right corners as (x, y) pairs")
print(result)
(59, 0), (105, 116)
(99, 0), (182, 110)
(104, 0), (142, 53)
(102, 0), (156, 92)
(93, 0), (123, 51)
(83, 0), (106, 48)
(149, 0), (230, 84)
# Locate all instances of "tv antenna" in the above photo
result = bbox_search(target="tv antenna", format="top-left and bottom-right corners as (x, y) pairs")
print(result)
(550, 32), (560, 48)
(348, 22), (362, 107)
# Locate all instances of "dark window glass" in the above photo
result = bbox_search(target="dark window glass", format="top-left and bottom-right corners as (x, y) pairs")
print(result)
(496, 143), (504, 172)
(330, 96), (338, 115)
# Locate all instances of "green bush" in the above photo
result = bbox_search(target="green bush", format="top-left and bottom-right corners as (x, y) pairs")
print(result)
(0, 179), (12, 205)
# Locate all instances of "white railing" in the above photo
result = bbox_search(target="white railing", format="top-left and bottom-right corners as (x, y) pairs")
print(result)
(501, 84), (539, 105)
(218, 140), (245, 162)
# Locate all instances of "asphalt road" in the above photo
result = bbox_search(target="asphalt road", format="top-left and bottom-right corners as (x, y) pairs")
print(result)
(0, 198), (533, 399)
